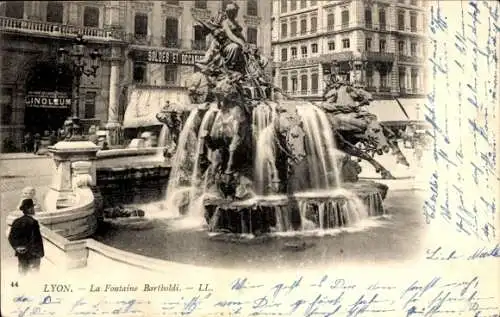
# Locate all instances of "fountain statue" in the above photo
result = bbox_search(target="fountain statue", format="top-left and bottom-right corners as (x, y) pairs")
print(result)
(155, 2), (393, 236)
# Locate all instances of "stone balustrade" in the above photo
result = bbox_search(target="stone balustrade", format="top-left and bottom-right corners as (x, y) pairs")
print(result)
(0, 16), (123, 41)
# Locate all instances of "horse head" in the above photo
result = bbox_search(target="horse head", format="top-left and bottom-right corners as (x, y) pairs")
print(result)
(275, 107), (307, 164)
(364, 120), (391, 155)
(351, 86), (374, 106)
(213, 71), (243, 104)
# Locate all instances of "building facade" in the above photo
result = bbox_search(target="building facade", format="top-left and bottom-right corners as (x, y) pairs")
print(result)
(271, 0), (427, 101)
(0, 0), (271, 151)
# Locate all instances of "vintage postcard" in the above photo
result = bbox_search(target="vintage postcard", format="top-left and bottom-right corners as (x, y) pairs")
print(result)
(0, 0), (498, 316)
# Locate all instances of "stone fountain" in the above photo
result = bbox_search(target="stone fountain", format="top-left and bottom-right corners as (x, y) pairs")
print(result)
(151, 9), (390, 237)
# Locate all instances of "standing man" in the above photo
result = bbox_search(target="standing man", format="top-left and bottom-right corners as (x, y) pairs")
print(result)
(8, 199), (45, 275)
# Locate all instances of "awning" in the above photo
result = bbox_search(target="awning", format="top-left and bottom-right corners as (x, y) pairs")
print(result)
(123, 87), (191, 128)
(367, 98), (425, 122)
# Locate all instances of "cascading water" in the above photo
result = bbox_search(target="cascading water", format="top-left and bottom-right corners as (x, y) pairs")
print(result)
(295, 105), (342, 189)
(158, 98), (385, 234)
(163, 109), (200, 218)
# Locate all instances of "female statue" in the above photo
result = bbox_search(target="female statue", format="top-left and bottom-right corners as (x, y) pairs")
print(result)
(220, 2), (248, 73)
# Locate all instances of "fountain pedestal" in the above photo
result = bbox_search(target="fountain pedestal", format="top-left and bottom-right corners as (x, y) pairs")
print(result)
(204, 181), (388, 235)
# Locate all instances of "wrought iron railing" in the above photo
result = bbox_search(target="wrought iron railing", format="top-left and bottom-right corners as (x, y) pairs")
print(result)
(191, 40), (207, 51)
(0, 16), (121, 40)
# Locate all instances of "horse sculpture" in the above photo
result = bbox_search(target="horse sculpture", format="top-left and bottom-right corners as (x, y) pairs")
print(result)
(317, 82), (409, 179)
(260, 106), (307, 194)
(203, 71), (252, 177)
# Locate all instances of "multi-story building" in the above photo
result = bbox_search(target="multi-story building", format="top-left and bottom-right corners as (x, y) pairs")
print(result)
(121, 0), (271, 130)
(0, 0), (271, 151)
(271, 0), (427, 103)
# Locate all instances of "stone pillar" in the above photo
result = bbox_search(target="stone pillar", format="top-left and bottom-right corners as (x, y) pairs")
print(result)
(67, 2), (80, 25)
(105, 46), (122, 146)
(44, 141), (100, 212)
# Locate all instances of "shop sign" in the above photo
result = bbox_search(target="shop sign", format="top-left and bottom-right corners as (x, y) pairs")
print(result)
(133, 49), (205, 65)
(25, 91), (71, 109)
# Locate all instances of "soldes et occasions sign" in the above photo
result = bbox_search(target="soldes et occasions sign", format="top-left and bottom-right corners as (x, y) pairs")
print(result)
(25, 91), (71, 109)
(132, 49), (205, 65)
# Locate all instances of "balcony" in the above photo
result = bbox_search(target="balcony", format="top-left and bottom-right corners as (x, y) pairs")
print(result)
(399, 55), (423, 63)
(0, 16), (122, 41)
(131, 34), (152, 46)
(191, 40), (207, 51)
(163, 38), (182, 49)
(364, 51), (395, 62)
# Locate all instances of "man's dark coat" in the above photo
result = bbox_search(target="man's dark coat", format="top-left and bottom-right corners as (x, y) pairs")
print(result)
(8, 215), (44, 259)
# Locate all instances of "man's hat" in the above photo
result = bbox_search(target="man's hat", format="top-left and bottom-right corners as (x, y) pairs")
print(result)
(19, 198), (34, 212)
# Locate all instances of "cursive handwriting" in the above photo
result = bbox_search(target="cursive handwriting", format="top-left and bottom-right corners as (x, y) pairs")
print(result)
(423, 0), (498, 242)
(7, 276), (498, 317)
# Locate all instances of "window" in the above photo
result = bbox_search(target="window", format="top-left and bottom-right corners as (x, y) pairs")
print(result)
(247, 27), (258, 45)
(411, 42), (417, 56)
(311, 73), (319, 94)
(281, 0), (287, 13)
(399, 67), (406, 89)
(247, 0), (258, 16)
(379, 39), (386, 52)
(398, 41), (405, 54)
(222, 0), (232, 10)
(300, 0), (307, 9)
(195, 0), (207, 9)
(134, 13), (148, 38)
(311, 43), (318, 53)
(398, 10), (405, 31)
(328, 41), (335, 51)
(365, 9), (372, 28)
(291, 47), (298, 59)
(84, 92), (96, 119)
(167, 0), (179, 4)
(366, 68), (374, 87)
(379, 8), (386, 31)
(291, 20), (297, 36)
(291, 76), (298, 93)
(83, 7), (99, 27)
(281, 22), (288, 37)
(165, 17), (179, 48)
(133, 62), (147, 83)
(193, 25), (206, 50)
(342, 38), (350, 49)
(281, 76), (288, 92)
(1, 88), (13, 125)
(281, 48), (288, 61)
(310, 0), (317, 6)
(410, 13), (417, 32)
(5, 1), (24, 19)
(310, 16), (317, 33)
(300, 19), (307, 35)
(411, 0), (418, 5)
(365, 38), (372, 51)
(341, 10), (349, 29)
(165, 65), (177, 84)
(327, 13), (334, 31)
(291, 0), (297, 11)
(300, 74), (308, 94)
(301, 46), (308, 58)
(46, 2), (63, 23)
(380, 73), (388, 88)
(411, 69), (418, 91)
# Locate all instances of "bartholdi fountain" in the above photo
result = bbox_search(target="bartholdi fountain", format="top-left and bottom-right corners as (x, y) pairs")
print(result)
(150, 5), (399, 238)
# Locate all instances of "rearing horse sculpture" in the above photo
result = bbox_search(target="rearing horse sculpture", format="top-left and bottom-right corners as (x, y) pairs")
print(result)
(204, 71), (252, 176)
(317, 82), (409, 179)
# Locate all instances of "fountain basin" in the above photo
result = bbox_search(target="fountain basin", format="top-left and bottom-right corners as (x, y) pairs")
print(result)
(204, 181), (388, 235)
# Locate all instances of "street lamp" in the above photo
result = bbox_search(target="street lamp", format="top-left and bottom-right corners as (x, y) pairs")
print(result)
(57, 34), (102, 140)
